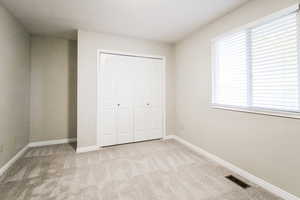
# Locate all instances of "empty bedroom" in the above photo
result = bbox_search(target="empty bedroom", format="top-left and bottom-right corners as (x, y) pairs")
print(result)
(0, 0), (299, 199)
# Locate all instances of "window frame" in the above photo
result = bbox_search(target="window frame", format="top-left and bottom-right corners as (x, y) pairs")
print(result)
(211, 4), (300, 119)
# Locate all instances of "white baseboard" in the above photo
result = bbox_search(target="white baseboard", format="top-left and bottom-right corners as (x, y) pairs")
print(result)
(76, 145), (99, 153)
(166, 135), (299, 200)
(0, 144), (29, 177)
(163, 135), (175, 140)
(0, 138), (77, 178)
(28, 138), (77, 147)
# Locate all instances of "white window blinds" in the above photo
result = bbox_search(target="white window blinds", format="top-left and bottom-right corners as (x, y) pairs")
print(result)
(251, 13), (299, 112)
(213, 10), (300, 113)
(214, 31), (248, 107)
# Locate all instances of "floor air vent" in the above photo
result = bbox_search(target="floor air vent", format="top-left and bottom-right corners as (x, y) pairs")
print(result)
(226, 175), (250, 189)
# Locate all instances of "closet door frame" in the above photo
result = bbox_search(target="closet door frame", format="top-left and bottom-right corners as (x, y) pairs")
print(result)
(97, 49), (166, 147)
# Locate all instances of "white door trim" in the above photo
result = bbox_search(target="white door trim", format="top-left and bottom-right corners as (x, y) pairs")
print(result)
(96, 49), (167, 147)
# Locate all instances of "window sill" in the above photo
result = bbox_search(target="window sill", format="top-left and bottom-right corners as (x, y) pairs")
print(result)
(211, 104), (300, 120)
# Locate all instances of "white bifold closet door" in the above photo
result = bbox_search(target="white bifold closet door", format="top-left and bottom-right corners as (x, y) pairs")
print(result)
(134, 57), (163, 142)
(99, 53), (164, 147)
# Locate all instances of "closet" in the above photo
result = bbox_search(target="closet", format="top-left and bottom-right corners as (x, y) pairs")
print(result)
(98, 52), (164, 146)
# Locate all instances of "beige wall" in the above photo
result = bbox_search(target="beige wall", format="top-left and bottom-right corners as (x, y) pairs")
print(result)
(77, 30), (176, 148)
(0, 5), (30, 169)
(175, 0), (300, 197)
(30, 36), (77, 142)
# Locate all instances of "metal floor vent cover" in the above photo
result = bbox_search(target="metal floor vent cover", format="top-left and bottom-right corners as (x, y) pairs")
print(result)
(226, 175), (251, 189)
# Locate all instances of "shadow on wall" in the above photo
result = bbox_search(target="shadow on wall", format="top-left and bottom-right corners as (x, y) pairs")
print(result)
(67, 40), (77, 142)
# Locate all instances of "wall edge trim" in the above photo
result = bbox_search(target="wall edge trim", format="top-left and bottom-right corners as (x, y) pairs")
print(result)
(28, 138), (77, 147)
(0, 144), (29, 177)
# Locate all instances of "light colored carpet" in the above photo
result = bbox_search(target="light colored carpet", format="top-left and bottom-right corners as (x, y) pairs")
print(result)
(0, 139), (282, 200)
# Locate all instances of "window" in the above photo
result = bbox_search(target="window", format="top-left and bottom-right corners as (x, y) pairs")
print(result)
(212, 10), (300, 115)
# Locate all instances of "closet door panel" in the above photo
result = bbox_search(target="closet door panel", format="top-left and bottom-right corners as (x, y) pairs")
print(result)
(133, 57), (164, 141)
(117, 107), (133, 144)
(115, 56), (134, 144)
(101, 108), (117, 146)
(100, 54), (117, 146)
(102, 54), (116, 107)
(133, 57), (148, 141)
(134, 108), (147, 141)
(115, 59), (133, 107)
(133, 58), (148, 107)
(145, 59), (163, 139)
(147, 59), (163, 107)
(147, 108), (163, 140)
